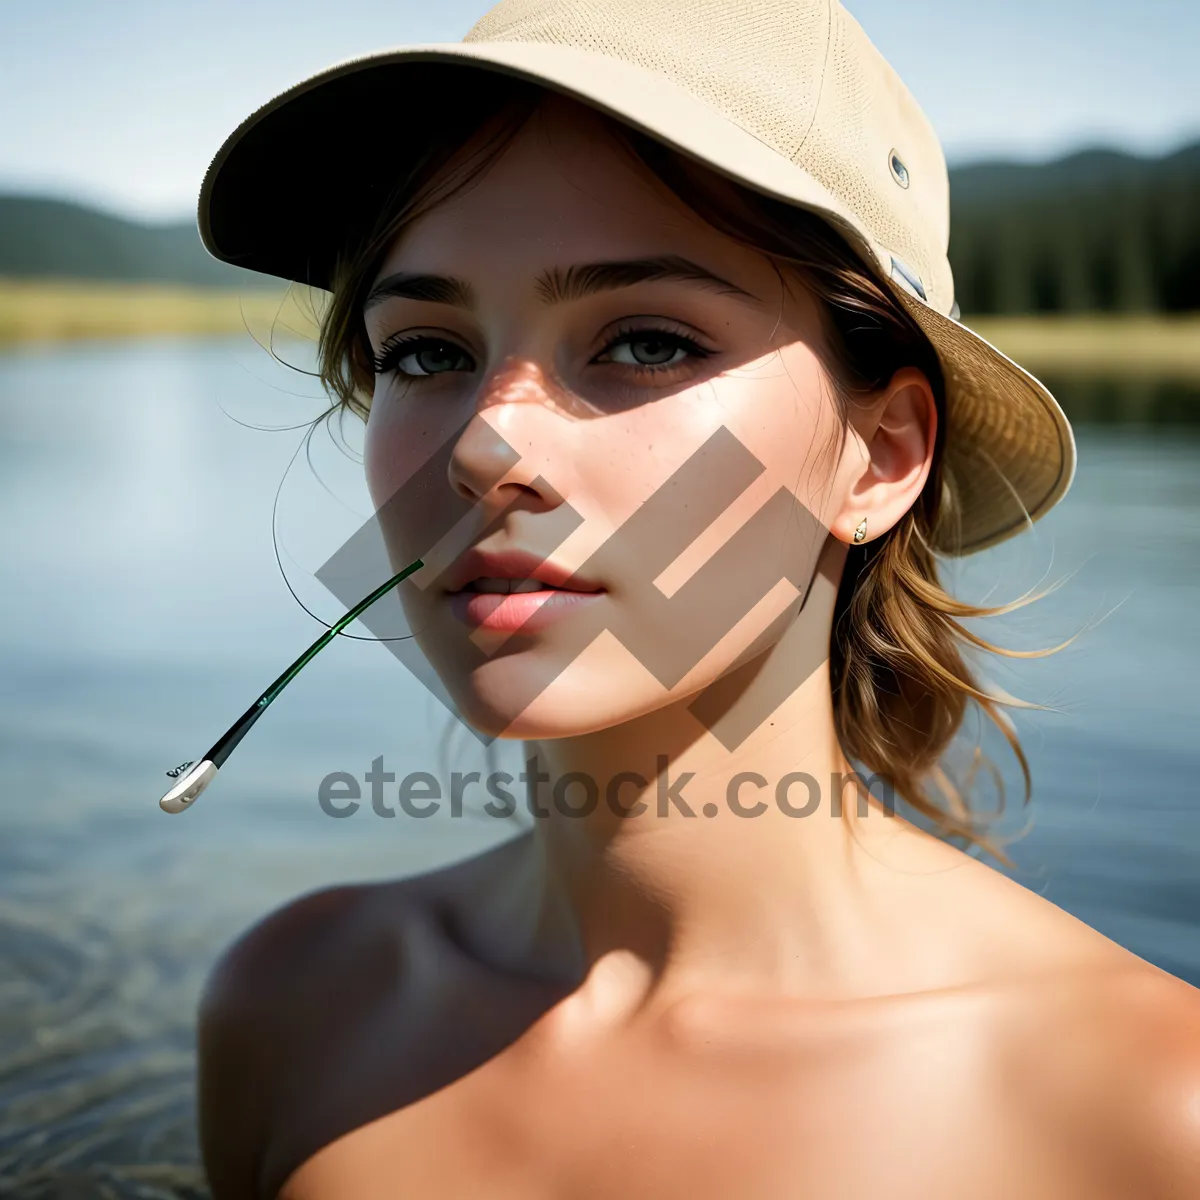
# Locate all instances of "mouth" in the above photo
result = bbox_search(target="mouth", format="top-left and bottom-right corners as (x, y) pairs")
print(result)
(444, 552), (606, 632)
(456, 577), (596, 594)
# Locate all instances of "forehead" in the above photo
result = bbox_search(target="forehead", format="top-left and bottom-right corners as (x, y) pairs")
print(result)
(378, 95), (749, 272)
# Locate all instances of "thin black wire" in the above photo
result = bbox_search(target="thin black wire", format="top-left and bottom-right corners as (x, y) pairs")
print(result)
(270, 416), (422, 644)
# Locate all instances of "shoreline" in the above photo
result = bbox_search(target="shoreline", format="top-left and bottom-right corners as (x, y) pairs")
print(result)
(0, 279), (322, 345)
(2, 279), (1200, 381)
(966, 314), (1200, 380)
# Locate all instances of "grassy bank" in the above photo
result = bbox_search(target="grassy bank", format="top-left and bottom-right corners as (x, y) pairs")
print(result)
(965, 314), (1200, 380)
(2, 280), (1199, 382)
(0, 279), (321, 345)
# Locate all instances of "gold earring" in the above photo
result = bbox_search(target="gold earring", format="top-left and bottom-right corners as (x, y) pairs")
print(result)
(852, 519), (867, 544)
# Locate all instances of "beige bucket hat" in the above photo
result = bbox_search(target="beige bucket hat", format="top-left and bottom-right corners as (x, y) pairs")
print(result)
(198, 0), (1075, 556)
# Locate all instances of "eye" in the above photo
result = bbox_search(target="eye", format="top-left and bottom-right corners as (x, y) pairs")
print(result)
(593, 325), (714, 373)
(372, 334), (474, 378)
(371, 324), (714, 383)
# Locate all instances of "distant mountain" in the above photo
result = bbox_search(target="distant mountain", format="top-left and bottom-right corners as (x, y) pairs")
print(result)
(948, 141), (1200, 204)
(2, 138), (1198, 312)
(947, 140), (1200, 313)
(0, 195), (275, 289)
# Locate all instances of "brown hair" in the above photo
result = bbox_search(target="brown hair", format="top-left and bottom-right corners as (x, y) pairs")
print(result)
(298, 74), (1049, 864)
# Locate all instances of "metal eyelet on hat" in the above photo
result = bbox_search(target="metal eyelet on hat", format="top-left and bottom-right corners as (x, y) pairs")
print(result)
(888, 150), (910, 188)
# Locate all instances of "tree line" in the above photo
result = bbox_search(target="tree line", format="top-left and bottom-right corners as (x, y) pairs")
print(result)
(1, 140), (1197, 314)
(948, 141), (1200, 315)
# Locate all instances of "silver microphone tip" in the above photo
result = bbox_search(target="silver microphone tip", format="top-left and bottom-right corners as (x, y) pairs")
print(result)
(159, 759), (218, 813)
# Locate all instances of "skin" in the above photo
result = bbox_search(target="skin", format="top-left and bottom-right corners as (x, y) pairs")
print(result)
(197, 95), (1200, 1199)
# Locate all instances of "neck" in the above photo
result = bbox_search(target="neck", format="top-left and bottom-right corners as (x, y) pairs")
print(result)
(472, 557), (949, 1013)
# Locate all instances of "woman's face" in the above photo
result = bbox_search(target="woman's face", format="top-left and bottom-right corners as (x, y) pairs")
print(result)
(362, 95), (871, 740)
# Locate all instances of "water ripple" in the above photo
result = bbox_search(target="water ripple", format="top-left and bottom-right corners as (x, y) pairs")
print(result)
(0, 904), (207, 1200)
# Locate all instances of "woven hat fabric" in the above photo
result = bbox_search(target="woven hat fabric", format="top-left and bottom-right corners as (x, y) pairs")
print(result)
(466, 0), (954, 313)
(198, 0), (1076, 556)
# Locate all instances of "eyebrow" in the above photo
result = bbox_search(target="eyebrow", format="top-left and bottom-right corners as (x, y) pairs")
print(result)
(362, 254), (764, 313)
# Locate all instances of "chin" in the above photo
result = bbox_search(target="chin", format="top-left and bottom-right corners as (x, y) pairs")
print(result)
(440, 653), (684, 742)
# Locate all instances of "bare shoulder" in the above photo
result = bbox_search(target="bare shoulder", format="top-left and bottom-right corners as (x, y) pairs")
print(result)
(1003, 951), (1200, 1198)
(196, 833), (534, 1200)
(1104, 964), (1200, 1198)
(939, 852), (1200, 1195)
(196, 880), (405, 1200)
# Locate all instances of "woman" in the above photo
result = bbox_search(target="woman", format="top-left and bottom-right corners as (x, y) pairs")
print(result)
(194, 2), (1200, 1196)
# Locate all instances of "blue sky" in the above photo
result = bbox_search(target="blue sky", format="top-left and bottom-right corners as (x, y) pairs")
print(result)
(1, 0), (1197, 221)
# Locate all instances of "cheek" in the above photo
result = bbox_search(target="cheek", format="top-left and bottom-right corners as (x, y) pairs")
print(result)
(588, 353), (839, 522)
(362, 397), (468, 578)
(363, 392), (457, 513)
(363, 391), (393, 502)
(557, 363), (838, 618)
(719, 351), (840, 493)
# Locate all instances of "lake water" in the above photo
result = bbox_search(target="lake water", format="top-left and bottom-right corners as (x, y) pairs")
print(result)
(1, 337), (1198, 1199)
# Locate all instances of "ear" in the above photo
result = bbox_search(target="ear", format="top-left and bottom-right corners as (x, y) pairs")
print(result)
(829, 367), (937, 546)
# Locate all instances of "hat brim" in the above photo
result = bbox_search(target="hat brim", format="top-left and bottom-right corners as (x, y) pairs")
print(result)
(199, 40), (1075, 556)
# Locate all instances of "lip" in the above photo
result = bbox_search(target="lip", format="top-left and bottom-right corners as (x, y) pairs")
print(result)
(441, 547), (605, 595)
(447, 588), (603, 632)
(442, 547), (606, 633)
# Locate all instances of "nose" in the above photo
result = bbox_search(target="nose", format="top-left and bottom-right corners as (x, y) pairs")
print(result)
(447, 358), (571, 515)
